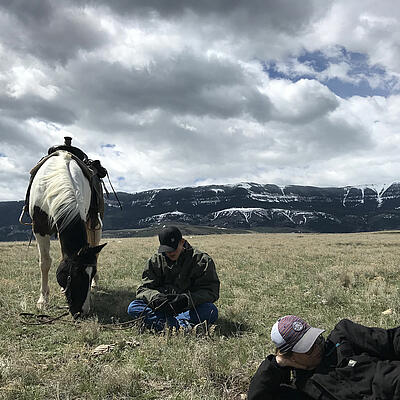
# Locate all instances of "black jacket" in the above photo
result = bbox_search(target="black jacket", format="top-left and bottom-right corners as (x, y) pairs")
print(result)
(248, 319), (400, 400)
(136, 241), (220, 306)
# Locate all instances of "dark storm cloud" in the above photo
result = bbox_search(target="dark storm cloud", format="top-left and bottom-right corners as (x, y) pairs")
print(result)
(79, 0), (319, 34)
(0, 94), (76, 125)
(0, 0), (109, 64)
(0, 0), (399, 200)
(0, 0), (54, 24)
(63, 53), (272, 124)
(0, 118), (44, 150)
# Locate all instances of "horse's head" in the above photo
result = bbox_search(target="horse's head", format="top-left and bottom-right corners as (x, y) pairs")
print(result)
(56, 243), (107, 318)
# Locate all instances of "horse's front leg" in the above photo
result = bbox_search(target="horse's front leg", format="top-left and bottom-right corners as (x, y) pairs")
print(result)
(35, 233), (52, 309)
(87, 214), (102, 288)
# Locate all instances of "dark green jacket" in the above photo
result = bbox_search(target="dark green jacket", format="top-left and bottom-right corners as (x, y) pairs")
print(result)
(136, 241), (220, 306)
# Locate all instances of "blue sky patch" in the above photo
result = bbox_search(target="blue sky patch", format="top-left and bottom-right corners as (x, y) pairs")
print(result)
(297, 50), (329, 72)
(263, 47), (397, 98)
(325, 77), (388, 98)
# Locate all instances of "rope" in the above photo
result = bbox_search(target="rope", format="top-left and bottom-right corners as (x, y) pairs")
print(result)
(19, 311), (70, 325)
(188, 292), (209, 336)
(18, 296), (206, 332)
(99, 317), (145, 330)
(28, 230), (34, 248)
(105, 172), (122, 210)
(18, 311), (145, 330)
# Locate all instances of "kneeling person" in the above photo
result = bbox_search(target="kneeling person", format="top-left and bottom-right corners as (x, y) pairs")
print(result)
(127, 226), (220, 332)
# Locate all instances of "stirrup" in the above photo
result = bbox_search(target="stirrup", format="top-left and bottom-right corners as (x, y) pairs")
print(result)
(19, 205), (32, 226)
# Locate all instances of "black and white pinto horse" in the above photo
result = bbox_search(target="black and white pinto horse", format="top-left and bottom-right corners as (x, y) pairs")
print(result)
(29, 150), (106, 317)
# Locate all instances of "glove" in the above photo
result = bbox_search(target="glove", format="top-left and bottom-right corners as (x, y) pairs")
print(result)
(167, 294), (189, 315)
(150, 294), (171, 312)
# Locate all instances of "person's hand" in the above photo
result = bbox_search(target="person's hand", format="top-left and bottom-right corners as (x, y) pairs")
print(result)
(167, 294), (189, 315)
(150, 294), (171, 312)
(275, 353), (295, 368)
(275, 351), (318, 370)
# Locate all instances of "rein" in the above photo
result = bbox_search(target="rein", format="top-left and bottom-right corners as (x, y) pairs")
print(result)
(18, 294), (207, 333)
(21, 258), (144, 329)
(19, 311), (145, 330)
(63, 261), (97, 310)
(62, 258), (74, 305)
(103, 172), (122, 210)
(19, 311), (70, 326)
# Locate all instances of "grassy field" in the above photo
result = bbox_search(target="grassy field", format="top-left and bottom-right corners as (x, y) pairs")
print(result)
(1, 231), (400, 399)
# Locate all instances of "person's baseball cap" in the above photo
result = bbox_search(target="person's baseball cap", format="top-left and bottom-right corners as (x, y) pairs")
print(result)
(271, 315), (325, 353)
(158, 226), (182, 253)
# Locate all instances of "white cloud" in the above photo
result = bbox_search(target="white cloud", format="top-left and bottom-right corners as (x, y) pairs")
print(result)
(267, 78), (339, 124)
(7, 66), (59, 99)
(305, 0), (400, 75)
(0, 1), (399, 201)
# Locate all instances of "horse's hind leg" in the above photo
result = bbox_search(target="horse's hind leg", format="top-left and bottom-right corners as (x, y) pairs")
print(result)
(35, 233), (52, 309)
(87, 215), (102, 288)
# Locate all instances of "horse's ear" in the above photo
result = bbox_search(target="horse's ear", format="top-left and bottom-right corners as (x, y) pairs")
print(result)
(78, 243), (107, 258)
(92, 242), (107, 254)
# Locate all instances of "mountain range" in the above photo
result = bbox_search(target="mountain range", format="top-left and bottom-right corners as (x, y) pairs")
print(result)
(3, 182), (400, 241)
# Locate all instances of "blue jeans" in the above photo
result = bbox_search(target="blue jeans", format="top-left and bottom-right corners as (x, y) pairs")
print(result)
(127, 299), (218, 331)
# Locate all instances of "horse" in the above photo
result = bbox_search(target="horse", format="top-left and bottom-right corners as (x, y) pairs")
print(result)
(28, 150), (106, 318)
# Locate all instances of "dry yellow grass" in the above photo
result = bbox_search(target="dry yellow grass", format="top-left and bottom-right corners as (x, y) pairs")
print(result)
(1, 231), (400, 399)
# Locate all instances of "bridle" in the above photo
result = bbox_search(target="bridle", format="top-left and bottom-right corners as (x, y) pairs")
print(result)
(63, 262), (97, 307)
(63, 263), (73, 304)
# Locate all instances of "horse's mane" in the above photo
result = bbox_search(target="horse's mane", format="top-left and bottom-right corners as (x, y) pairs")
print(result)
(30, 152), (89, 233)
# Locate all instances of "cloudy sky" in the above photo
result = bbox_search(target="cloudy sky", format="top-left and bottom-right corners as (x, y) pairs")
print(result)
(1, 0), (400, 201)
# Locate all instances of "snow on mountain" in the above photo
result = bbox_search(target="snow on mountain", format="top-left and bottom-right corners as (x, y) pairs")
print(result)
(138, 210), (192, 226)
(211, 207), (340, 226)
(4, 181), (400, 241)
(212, 208), (269, 223)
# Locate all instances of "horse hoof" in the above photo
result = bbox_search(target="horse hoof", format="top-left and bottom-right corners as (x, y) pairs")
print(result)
(37, 293), (49, 309)
(37, 300), (46, 310)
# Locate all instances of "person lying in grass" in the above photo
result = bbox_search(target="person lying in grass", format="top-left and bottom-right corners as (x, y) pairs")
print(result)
(248, 314), (400, 400)
(127, 226), (220, 332)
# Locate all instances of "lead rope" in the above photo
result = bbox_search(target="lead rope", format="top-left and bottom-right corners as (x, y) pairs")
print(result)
(19, 311), (70, 325)
(18, 297), (204, 332)
(188, 292), (209, 336)
(19, 311), (146, 329)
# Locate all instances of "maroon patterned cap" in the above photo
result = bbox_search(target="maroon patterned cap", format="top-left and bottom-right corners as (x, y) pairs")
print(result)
(271, 315), (324, 353)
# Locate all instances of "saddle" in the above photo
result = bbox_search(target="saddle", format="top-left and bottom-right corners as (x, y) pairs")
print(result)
(23, 150), (106, 230)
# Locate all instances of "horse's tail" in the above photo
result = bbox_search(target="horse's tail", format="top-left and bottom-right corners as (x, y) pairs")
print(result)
(29, 152), (88, 233)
